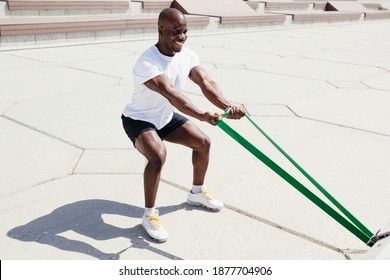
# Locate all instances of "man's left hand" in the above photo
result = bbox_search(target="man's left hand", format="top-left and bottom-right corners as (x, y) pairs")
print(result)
(226, 105), (246, 120)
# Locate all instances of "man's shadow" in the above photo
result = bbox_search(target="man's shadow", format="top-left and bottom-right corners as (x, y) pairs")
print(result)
(7, 199), (189, 260)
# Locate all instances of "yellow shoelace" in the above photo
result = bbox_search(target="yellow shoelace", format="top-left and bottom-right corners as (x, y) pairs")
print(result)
(148, 215), (161, 230)
(202, 190), (213, 199)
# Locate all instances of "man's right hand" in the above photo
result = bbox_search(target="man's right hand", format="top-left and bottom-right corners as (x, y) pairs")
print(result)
(202, 112), (222, 126)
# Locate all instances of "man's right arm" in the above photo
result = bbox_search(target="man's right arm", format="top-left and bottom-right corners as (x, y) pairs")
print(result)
(144, 74), (221, 125)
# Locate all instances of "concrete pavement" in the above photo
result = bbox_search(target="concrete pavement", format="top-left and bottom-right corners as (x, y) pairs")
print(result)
(1, 19), (390, 260)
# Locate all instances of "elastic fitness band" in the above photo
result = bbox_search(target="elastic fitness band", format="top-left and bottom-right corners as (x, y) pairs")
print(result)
(215, 112), (375, 245)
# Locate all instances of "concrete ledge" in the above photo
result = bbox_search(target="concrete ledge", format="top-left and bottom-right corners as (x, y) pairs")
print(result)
(286, 11), (362, 22)
(185, 14), (210, 26)
(364, 10), (390, 19)
(2, 1), (389, 47)
(132, 0), (172, 11)
(362, 3), (382, 11)
(260, 1), (310, 11)
(218, 12), (286, 24)
(6, 0), (131, 17)
(245, 0), (259, 11)
(313, 2), (327, 10)
(0, 16), (126, 36)
(172, 0), (286, 25)
(0, 13), (209, 36)
(6, 0), (130, 10)
(326, 1), (390, 20)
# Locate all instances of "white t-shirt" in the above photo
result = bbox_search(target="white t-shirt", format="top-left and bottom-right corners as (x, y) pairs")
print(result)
(122, 45), (200, 129)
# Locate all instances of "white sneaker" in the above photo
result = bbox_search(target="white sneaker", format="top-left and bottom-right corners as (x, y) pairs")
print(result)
(141, 209), (168, 242)
(187, 186), (223, 211)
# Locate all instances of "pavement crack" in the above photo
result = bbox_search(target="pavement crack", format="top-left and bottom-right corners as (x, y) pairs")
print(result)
(71, 149), (85, 175)
(160, 178), (343, 255)
(1, 115), (84, 150)
(0, 174), (70, 201)
(0, 102), (17, 115)
(67, 66), (123, 80)
(10, 53), (45, 63)
(296, 115), (390, 138)
(223, 203), (343, 254)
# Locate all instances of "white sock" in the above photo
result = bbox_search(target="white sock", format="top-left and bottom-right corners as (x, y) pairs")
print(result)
(145, 207), (156, 216)
(191, 184), (203, 194)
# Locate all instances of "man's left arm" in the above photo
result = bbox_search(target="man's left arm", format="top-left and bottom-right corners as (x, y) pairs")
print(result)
(189, 65), (245, 119)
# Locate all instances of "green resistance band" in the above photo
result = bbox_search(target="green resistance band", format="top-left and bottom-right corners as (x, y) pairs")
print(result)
(215, 112), (373, 244)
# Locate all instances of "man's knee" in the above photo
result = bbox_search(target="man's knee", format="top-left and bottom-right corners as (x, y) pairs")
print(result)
(148, 149), (167, 169)
(198, 134), (211, 151)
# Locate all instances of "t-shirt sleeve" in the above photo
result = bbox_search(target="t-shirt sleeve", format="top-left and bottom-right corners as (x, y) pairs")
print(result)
(133, 56), (162, 85)
(190, 50), (200, 70)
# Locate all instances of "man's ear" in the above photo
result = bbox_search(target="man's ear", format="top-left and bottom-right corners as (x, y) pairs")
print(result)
(158, 26), (164, 36)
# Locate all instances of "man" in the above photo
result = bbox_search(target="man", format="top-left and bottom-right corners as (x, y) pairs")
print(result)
(121, 8), (245, 242)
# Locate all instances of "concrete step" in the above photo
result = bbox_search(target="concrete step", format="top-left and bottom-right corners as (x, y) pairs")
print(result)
(5, 0), (131, 17)
(131, 0), (172, 13)
(0, 13), (210, 47)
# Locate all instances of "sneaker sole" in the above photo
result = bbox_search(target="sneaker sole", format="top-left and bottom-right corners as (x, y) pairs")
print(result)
(186, 200), (222, 211)
(141, 222), (168, 243)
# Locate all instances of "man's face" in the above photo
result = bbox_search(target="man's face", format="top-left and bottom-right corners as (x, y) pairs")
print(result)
(159, 18), (188, 56)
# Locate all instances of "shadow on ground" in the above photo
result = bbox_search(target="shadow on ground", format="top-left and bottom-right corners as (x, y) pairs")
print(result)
(7, 199), (190, 260)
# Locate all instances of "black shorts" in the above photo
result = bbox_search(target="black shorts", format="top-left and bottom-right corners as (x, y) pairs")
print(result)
(121, 112), (189, 146)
